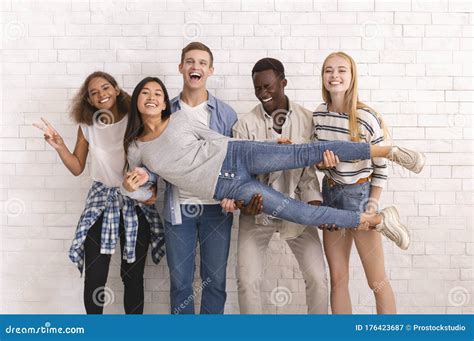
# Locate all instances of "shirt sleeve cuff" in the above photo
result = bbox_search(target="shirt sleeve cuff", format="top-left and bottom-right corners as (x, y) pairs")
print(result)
(370, 177), (387, 189)
(120, 185), (152, 201)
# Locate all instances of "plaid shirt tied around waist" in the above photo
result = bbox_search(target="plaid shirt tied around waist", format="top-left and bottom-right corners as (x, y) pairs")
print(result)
(69, 181), (165, 274)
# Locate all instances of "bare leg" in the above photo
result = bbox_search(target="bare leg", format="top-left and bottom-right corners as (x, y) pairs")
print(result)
(370, 145), (392, 158)
(353, 230), (397, 314)
(323, 230), (354, 314)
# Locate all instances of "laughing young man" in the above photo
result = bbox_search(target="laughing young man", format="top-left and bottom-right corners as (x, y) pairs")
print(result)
(232, 58), (329, 314)
(164, 42), (237, 314)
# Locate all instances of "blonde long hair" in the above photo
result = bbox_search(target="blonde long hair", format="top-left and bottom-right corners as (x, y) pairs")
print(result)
(321, 52), (389, 142)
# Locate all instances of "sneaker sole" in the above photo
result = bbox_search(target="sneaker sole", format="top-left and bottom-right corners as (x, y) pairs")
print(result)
(383, 207), (410, 250)
(412, 152), (426, 174)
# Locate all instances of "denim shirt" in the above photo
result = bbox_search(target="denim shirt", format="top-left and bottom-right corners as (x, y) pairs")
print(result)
(163, 92), (237, 225)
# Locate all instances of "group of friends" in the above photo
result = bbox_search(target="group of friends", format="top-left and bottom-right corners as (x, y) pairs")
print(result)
(33, 42), (425, 315)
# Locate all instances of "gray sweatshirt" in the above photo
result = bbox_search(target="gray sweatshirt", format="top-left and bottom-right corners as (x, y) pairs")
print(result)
(127, 110), (231, 199)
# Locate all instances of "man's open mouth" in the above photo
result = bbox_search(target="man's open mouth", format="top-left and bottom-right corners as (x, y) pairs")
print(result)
(190, 72), (202, 81)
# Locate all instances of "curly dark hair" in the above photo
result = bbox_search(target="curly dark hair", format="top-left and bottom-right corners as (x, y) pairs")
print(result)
(70, 71), (130, 125)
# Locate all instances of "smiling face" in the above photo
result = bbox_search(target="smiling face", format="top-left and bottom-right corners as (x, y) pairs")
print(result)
(322, 55), (352, 96)
(252, 69), (287, 114)
(87, 77), (120, 112)
(137, 81), (167, 119)
(179, 49), (214, 90)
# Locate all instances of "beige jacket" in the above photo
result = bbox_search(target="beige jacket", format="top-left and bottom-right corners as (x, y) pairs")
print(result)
(232, 99), (323, 240)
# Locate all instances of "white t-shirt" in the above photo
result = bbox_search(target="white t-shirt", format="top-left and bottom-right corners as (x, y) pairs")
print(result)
(80, 114), (128, 188)
(179, 100), (210, 126)
(177, 100), (219, 205)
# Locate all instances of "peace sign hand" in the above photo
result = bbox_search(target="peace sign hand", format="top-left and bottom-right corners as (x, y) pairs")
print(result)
(32, 117), (65, 150)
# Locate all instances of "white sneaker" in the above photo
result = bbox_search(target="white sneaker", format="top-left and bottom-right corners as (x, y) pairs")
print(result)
(389, 146), (425, 174)
(375, 206), (410, 250)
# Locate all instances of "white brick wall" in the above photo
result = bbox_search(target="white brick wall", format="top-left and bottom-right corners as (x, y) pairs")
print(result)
(1, 0), (472, 314)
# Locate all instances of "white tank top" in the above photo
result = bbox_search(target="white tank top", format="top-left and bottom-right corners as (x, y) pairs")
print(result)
(80, 115), (128, 187)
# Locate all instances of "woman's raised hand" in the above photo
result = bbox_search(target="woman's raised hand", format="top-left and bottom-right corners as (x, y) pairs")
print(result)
(33, 117), (65, 150)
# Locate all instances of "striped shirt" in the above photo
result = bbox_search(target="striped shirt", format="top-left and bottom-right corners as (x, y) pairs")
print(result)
(312, 103), (388, 188)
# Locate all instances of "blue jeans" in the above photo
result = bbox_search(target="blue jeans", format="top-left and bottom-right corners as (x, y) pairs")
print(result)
(322, 177), (371, 212)
(164, 204), (232, 314)
(214, 140), (371, 228)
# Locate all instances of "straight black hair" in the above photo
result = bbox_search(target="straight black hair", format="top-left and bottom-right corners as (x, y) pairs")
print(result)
(123, 77), (172, 173)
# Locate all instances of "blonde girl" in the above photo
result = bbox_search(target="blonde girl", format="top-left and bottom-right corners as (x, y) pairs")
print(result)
(314, 52), (405, 314)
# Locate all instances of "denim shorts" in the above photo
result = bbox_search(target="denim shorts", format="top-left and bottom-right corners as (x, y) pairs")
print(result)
(321, 176), (370, 213)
